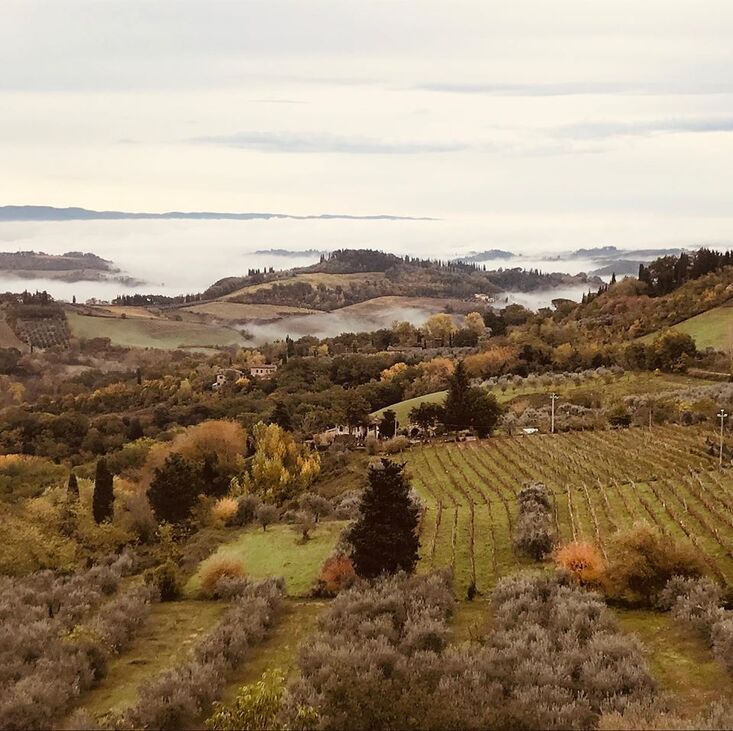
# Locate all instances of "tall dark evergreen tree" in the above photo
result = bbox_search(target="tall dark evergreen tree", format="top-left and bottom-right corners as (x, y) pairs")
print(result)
(378, 409), (398, 438)
(347, 459), (419, 578)
(148, 453), (201, 524)
(92, 458), (114, 523)
(270, 401), (293, 431)
(67, 471), (79, 500)
(469, 390), (502, 438)
(443, 360), (472, 430)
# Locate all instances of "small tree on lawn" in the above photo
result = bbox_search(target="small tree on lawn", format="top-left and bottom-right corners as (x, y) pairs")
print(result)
(292, 511), (316, 542)
(409, 402), (444, 433)
(470, 390), (502, 437)
(92, 458), (114, 524)
(346, 458), (419, 578)
(257, 504), (279, 531)
(298, 492), (331, 523)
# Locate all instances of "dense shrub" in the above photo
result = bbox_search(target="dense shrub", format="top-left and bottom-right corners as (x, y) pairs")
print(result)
(513, 482), (555, 559)
(331, 489), (362, 520)
(211, 497), (238, 526)
(313, 554), (356, 596)
(599, 699), (733, 730)
(233, 494), (261, 526)
(206, 669), (286, 731)
(199, 558), (247, 598)
(603, 523), (706, 606)
(0, 562), (155, 731)
(144, 560), (183, 602)
(660, 576), (733, 675)
(283, 571), (653, 730)
(554, 541), (605, 586)
(283, 572), (454, 730)
(382, 435), (410, 454)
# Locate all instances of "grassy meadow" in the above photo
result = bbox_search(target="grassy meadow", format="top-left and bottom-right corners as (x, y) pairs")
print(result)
(186, 521), (346, 597)
(67, 310), (245, 349)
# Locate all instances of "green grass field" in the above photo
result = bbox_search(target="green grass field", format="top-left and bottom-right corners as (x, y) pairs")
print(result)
(186, 521), (346, 597)
(372, 391), (447, 424)
(372, 372), (710, 427)
(67, 311), (245, 349)
(642, 302), (733, 350)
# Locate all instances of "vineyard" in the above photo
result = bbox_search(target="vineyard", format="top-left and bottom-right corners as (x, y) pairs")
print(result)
(407, 425), (733, 595)
(13, 316), (71, 349)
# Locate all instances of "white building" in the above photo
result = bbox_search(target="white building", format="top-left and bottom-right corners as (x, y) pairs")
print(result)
(250, 363), (278, 379)
(212, 368), (244, 390)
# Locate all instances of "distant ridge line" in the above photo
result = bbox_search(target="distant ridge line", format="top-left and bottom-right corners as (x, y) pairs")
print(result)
(0, 205), (436, 222)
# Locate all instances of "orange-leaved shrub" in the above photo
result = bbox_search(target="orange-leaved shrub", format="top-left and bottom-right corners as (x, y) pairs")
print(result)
(553, 541), (605, 586)
(200, 558), (246, 597)
(316, 554), (356, 596)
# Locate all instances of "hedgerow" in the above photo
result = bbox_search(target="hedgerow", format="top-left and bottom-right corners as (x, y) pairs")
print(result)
(110, 577), (283, 730)
(283, 571), (653, 730)
(0, 554), (155, 730)
(513, 482), (555, 559)
(659, 576), (733, 675)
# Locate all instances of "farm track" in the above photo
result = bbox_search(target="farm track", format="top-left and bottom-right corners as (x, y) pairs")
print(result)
(406, 425), (733, 593)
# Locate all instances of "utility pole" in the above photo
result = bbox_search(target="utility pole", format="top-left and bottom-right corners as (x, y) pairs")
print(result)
(719, 409), (728, 468)
(550, 393), (558, 434)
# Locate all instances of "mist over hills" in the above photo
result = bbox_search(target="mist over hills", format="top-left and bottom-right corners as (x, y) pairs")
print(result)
(0, 205), (433, 222)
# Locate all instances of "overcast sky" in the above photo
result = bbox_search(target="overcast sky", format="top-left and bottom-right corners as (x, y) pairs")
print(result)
(2, 1), (733, 249)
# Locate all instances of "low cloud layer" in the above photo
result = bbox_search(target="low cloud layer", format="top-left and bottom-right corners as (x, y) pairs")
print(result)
(554, 117), (733, 140)
(193, 132), (471, 155)
(2, 1), (733, 245)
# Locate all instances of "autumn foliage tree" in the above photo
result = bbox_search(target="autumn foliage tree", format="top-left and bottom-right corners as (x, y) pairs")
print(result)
(346, 458), (419, 578)
(243, 422), (320, 504)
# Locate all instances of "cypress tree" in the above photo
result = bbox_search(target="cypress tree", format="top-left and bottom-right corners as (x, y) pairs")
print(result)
(346, 458), (419, 578)
(92, 458), (114, 524)
(443, 360), (472, 430)
(67, 471), (79, 500)
(270, 401), (293, 431)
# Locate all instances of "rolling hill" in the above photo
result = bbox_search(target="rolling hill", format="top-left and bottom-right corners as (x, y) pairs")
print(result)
(648, 301), (733, 350)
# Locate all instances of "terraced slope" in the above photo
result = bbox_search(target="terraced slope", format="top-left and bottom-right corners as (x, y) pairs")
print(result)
(406, 425), (733, 595)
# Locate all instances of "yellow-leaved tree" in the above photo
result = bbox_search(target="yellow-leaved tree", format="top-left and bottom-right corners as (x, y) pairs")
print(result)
(243, 422), (320, 504)
(464, 311), (487, 336)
